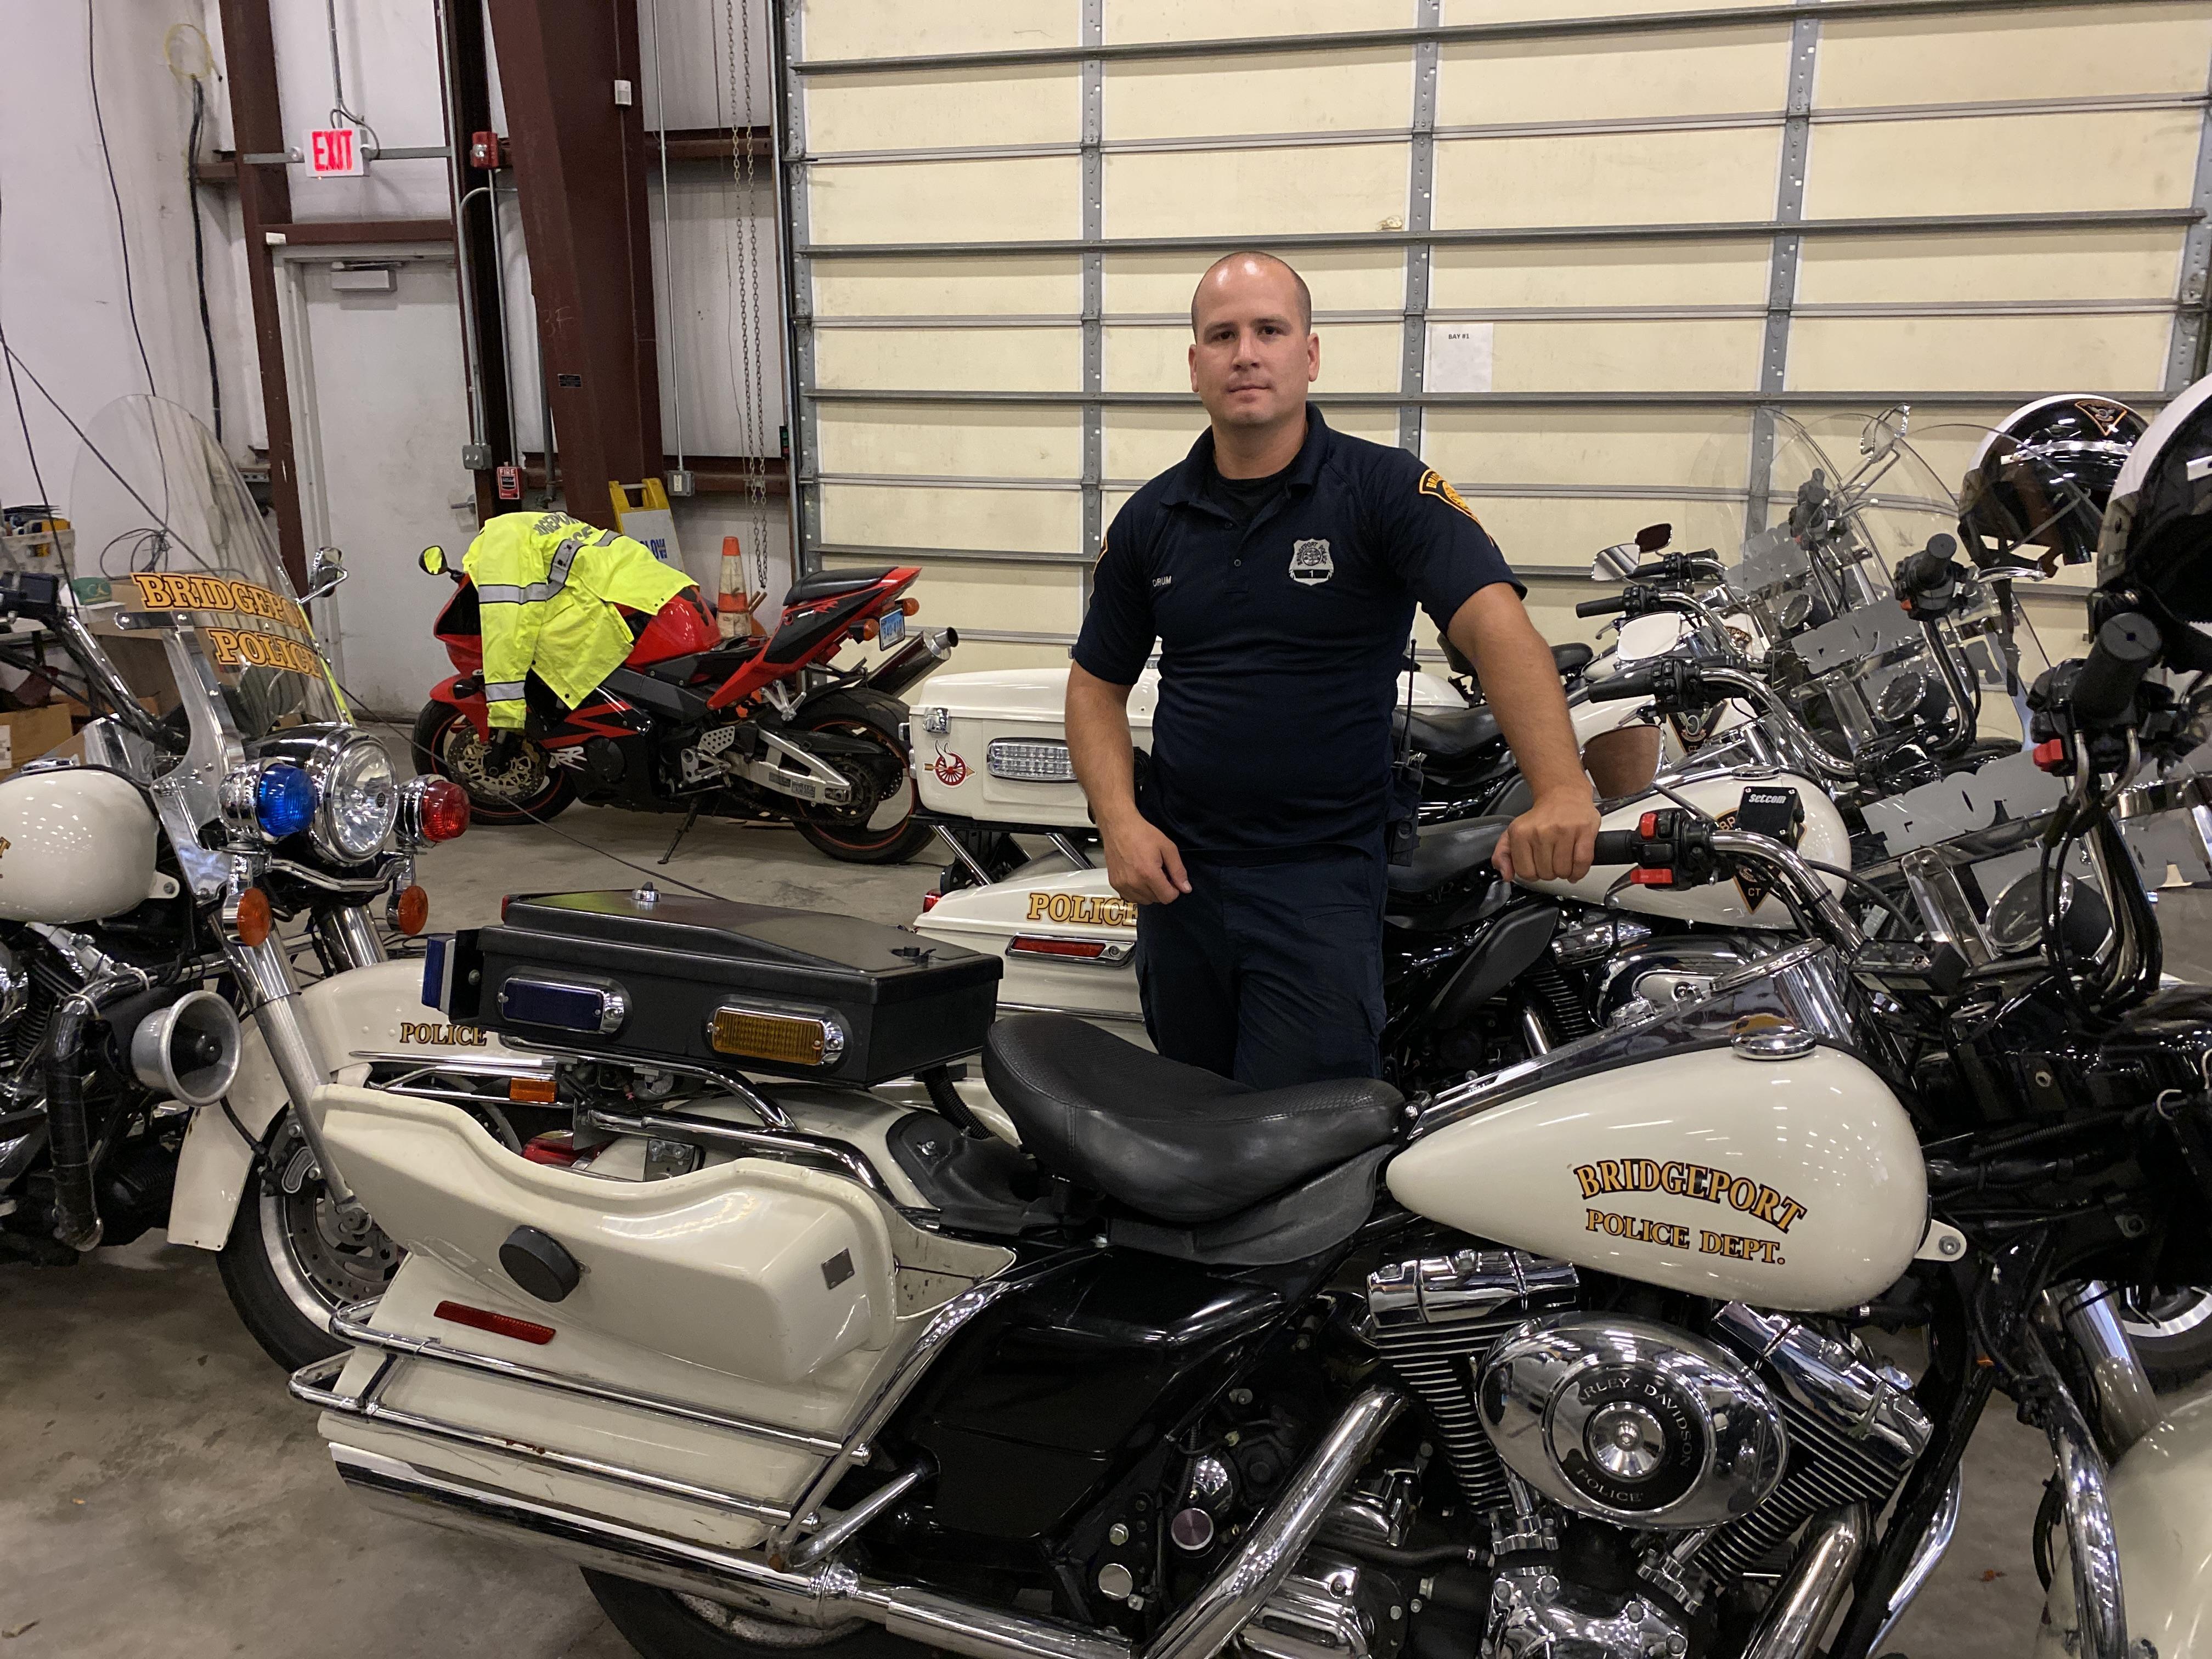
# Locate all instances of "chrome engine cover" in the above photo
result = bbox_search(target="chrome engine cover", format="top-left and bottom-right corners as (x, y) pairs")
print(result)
(1477, 1314), (1787, 1529)
(1485, 1566), (1691, 1659)
(1240, 1549), (1393, 1659)
(1592, 937), (1758, 1028)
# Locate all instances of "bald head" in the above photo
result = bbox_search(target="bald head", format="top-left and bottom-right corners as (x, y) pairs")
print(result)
(1190, 251), (1312, 336)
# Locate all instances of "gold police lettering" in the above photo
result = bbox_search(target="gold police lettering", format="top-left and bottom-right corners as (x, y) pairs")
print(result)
(128, 572), (308, 631)
(1572, 1158), (1808, 1235)
(397, 1020), (491, 1047)
(1023, 892), (1138, 928)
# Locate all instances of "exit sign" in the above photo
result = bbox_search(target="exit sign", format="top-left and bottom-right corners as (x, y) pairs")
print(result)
(307, 125), (366, 178)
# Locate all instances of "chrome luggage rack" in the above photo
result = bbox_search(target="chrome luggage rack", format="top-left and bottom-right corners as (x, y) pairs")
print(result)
(290, 1255), (1072, 1558)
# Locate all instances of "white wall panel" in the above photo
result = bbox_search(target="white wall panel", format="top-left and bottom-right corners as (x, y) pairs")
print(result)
(821, 482), (1080, 553)
(1437, 27), (1791, 125)
(1429, 241), (1771, 308)
(827, 558), (1084, 636)
(1805, 109), (2206, 219)
(818, 407), (1084, 479)
(811, 156), (1082, 244)
(1105, 51), (1411, 140)
(801, 1), (1076, 62)
(1787, 313), (2176, 393)
(808, 66), (1079, 153)
(1814, 5), (2212, 106)
(1106, 0), (1413, 45)
(1105, 144), (1412, 239)
(1423, 410), (1752, 490)
(815, 326), (1079, 392)
(1443, 0), (1764, 18)
(1105, 248), (1406, 314)
(814, 257), (1082, 317)
(1795, 230), (2185, 305)
(1434, 128), (1781, 228)
(1460, 495), (1747, 573)
(1489, 319), (1765, 392)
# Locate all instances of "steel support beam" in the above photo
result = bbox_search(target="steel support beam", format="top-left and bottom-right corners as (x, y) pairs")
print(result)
(484, 0), (663, 532)
(213, 0), (307, 589)
(1400, 0), (1441, 457)
(773, 0), (820, 575)
(2171, 49), (2212, 387)
(1746, 12), (1821, 540)
(1079, 0), (1104, 617)
(438, 0), (512, 525)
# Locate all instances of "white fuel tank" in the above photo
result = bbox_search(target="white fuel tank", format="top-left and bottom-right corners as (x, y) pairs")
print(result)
(0, 767), (160, 923)
(1519, 770), (1848, 929)
(1386, 1043), (1927, 1312)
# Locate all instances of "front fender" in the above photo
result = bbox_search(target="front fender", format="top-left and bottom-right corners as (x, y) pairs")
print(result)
(167, 958), (524, 1250)
(431, 674), (491, 740)
(2036, 1385), (2212, 1656)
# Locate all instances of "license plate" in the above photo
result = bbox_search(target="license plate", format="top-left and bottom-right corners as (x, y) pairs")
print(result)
(878, 608), (906, 647)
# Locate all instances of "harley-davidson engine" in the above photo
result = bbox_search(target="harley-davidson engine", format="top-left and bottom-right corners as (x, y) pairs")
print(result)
(1340, 1249), (1932, 1658)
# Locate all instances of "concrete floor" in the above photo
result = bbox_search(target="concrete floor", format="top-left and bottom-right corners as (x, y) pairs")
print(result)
(1, 783), (2203, 1657)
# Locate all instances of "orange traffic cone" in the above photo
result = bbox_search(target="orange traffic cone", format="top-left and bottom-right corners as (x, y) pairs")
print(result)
(718, 535), (769, 640)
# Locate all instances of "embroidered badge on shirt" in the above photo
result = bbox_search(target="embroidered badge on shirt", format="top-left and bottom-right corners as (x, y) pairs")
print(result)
(1418, 469), (1483, 526)
(1288, 539), (1334, 585)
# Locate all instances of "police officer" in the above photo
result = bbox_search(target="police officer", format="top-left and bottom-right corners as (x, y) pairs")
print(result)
(1066, 251), (1600, 1090)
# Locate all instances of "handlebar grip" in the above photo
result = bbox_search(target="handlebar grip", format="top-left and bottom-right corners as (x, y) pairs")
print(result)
(1592, 829), (1646, 865)
(1577, 595), (1632, 618)
(1585, 671), (1657, 702)
(2072, 612), (2162, 722)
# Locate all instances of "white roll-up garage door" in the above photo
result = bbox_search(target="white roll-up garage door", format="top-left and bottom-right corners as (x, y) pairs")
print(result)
(773, 1), (2212, 672)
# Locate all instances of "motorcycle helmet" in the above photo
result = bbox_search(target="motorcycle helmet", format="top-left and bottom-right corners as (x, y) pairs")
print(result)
(1957, 395), (2146, 572)
(2095, 373), (2212, 670)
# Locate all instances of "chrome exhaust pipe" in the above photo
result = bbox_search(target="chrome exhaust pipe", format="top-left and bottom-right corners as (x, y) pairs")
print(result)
(327, 1383), (1402, 1659)
(1739, 1503), (1869, 1659)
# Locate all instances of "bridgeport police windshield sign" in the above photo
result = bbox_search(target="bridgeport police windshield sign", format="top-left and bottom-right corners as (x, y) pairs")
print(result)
(123, 573), (323, 678)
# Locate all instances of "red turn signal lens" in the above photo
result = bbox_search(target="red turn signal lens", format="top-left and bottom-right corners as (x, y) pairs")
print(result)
(522, 1131), (578, 1165)
(921, 890), (941, 911)
(393, 885), (430, 936)
(233, 885), (273, 948)
(415, 776), (471, 841)
(433, 1300), (556, 1345)
(899, 597), (919, 617)
(1009, 935), (1110, 958)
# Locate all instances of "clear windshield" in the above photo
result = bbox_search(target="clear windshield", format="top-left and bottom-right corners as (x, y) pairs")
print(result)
(63, 396), (343, 743)
(1741, 410), (2044, 759)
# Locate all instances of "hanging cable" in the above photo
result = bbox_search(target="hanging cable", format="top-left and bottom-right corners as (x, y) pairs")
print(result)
(167, 25), (224, 443)
(87, 1), (157, 399)
(0, 168), (51, 506)
(323, 0), (382, 153)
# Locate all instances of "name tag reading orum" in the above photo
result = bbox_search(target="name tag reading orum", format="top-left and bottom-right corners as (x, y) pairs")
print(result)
(126, 573), (322, 678)
(1575, 1156), (1810, 1267)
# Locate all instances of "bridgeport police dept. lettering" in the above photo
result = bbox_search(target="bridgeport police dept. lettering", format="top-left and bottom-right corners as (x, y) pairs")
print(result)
(1575, 1157), (1809, 1267)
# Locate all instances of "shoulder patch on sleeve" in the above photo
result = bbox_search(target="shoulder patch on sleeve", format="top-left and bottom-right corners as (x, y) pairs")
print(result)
(1418, 469), (1483, 527)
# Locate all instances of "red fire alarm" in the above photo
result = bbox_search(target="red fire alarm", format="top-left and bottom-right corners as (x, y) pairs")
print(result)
(469, 130), (504, 170)
(496, 464), (523, 501)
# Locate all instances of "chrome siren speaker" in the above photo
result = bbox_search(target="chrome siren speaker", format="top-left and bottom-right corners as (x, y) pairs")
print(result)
(1477, 1314), (1787, 1527)
(129, 989), (243, 1106)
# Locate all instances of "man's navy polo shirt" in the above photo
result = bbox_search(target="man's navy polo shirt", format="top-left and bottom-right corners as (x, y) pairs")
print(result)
(1073, 408), (1520, 856)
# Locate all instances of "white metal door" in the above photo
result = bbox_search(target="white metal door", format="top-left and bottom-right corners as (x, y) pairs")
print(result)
(278, 246), (477, 715)
(775, 1), (2212, 670)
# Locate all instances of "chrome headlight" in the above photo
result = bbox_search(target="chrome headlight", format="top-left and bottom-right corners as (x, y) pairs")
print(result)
(311, 734), (400, 863)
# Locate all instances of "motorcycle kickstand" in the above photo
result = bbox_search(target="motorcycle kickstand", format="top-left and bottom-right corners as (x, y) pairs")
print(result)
(660, 802), (702, 865)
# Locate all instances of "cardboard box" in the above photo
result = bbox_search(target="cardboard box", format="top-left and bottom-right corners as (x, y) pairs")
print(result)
(0, 705), (75, 777)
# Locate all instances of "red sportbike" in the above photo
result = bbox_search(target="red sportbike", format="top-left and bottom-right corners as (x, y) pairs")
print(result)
(410, 553), (956, 863)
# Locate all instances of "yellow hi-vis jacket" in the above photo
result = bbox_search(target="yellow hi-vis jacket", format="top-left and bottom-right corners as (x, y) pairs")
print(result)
(464, 511), (697, 730)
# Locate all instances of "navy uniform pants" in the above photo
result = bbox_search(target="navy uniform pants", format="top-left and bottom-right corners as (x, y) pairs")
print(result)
(1133, 847), (1387, 1090)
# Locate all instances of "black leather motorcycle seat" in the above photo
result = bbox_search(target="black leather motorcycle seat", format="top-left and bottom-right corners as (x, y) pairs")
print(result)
(1392, 703), (1500, 760)
(981, 1014), (1401, 1226)
(785, 568), (894, 605)
(1553, 642), (1594, 678)
(1386, 815), (1511, 895)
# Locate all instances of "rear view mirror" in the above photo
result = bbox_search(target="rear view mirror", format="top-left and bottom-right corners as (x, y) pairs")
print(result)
(1634, 523), (1672, 553)
(419, 545), (447, 575)
(1592, 542), (1643, 580)
(304, 547), (347, 602)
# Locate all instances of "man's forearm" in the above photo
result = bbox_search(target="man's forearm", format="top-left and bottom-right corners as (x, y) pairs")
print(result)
(1448, 595), (1588, 801)
(1066, 670), (1143, 829)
